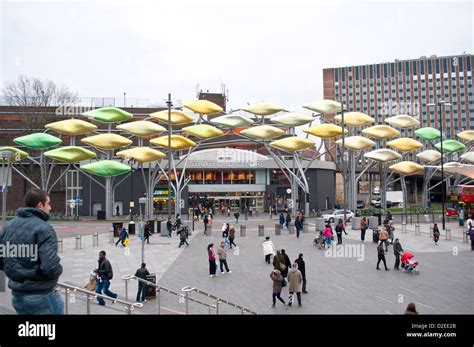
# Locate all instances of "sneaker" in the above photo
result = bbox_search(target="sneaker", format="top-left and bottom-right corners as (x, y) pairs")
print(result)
(214, 274), (218, 277)
(210, 275), (214, 278)
(298, 303), (302, 307)
(302, 291), (308, 294)
(385, 268), (389, 271)
(376, 268), (381, 270)
(227, 270), (232, 274)
(222, 271), (226, 275)
(270, 304), (275, 308)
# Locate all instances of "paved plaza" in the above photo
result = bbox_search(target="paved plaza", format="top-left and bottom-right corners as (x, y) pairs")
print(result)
(0, 214), (473, 315)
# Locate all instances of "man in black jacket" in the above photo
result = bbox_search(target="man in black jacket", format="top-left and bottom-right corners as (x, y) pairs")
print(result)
(134, 263), (150, 302)
(94, 250), (117, 305)
(0, 189), (64, 314)
(393, 239), (404, 270)
(295, 253), (308, 293)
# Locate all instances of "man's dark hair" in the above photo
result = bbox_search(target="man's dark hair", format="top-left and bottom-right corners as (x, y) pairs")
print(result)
(99, 251), (106, 256)
(141, 263), (146, 268)
(24, 189), (48, 208)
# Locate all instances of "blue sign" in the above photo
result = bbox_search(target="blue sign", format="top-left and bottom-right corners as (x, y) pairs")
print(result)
(75, 197), (81, 203)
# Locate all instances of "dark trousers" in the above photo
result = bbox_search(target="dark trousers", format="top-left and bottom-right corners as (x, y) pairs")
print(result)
(145, 235), (150, 244)
(179, 239), (189, 247)
(296, 228), (301, 238)
(219, 259), (230, 272)
(337, 233), (342, 244)
(272, 292), (285, 305)
(302, 277), (307, 292)
(265, 254), (271, 264)
(289, 292), (302, 305)
(229, 237), (237, 248)
(471, 240), (474, 251)
(377, 255), (388, 270)
(434, 233), (440, 243)
(361, 229), (366, 241)
(394, 254), (400, 269)
(136, 282), (148, 302)
(381, 239), (389, 251)
(209, 260), (216, 275)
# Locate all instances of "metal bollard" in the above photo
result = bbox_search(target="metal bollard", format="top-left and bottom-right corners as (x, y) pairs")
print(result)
(207, 225), (212, 236)
(0, 270), (6, 292)
(57, 238), (63, 253)
(445, 228), (451, 241)
(275, 224), (282, 236)
(415, 224), (420, 236)
(463, 229), (468, 243)
(109, 228), (114, 243)
(240, 224), (246, 237)
(402, 222), (407, 234)
(75, 235), (82, 250)
(93, 232), (99, 247)
(303, 222), (309, 233)
(258, 225), (264, 237)
(429, 226), (433, 239)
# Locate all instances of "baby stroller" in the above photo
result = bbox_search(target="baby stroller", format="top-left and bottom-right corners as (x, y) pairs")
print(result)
(313, 231), (325, 250)
(401, 252), (419, 274)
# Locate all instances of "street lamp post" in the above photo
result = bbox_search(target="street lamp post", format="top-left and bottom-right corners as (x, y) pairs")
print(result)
(0, 151), (12, 226)
(166, 94), (172, 220)
(427, 100), (451, 231)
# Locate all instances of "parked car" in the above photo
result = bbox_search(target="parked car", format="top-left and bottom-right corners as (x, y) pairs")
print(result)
(371, 197), (381, 207)
(322, 209), (355, 223)
(356, 200), (365, 209)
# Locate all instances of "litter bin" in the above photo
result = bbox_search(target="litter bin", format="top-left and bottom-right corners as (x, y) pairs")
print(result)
(128, 221), (135, 235)
(147, 220), (155, 234)
(275, 224), (282, 236)
(145, 274), (156, 299)
(97, 210), (106, 220)
(372, 228), (380, 243)
(459, 217), (464, 227)
(315, 218), (325, 232)
(352, 217), (361, 230)
(112, 222), (124, 237)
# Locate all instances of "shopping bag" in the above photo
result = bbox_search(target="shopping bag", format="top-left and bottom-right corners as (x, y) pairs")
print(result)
(84, 278), (96, 291)
(124, 237), (130, 247)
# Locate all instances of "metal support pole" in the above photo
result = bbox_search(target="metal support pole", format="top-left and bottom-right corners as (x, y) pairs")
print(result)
(65, 289), (69, 315)
(167, 93), (172, 220)
(124, 278), (129, 301)
(93, 232), (98, 247)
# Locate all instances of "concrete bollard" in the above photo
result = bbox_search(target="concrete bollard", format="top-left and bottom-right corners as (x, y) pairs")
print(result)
(289, 224), (295, 234)
(303, 222), (309, 233)
(463, 229), (468, 243)
(258, 225), (264, 237)
(93, 232), (99, 247)
(275, 224), (282, 236)
(402, 222), (407, 234)
(445, 228), (451, 241)
(415, 224), (420, 236)
(57, 238), (63, 253)
(75, 235), (82, 250)
(429, 226), (433, 239)
(240, 224), (246, 237)
(206, 225), (212, 236)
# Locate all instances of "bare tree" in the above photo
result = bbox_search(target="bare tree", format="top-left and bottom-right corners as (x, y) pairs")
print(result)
(2, 75), (79, 106)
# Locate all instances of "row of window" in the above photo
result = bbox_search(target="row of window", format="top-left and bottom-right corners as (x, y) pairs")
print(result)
(335, 57), (472, 81)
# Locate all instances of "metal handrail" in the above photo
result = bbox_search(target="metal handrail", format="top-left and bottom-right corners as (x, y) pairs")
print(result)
(181, 286), (257, 315)
(122, 275), (216, 314)
(56, 281), (143, 315)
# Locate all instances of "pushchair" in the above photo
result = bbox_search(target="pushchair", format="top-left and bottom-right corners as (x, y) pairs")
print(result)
(313, 231), (325, 250)
(401, 252), (419, 274)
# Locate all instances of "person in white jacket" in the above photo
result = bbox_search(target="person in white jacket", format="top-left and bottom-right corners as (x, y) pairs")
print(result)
(262, 236), (276, 264)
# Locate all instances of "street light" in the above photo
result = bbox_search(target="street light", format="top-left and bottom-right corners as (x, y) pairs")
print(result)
(427, 100), (451, 231)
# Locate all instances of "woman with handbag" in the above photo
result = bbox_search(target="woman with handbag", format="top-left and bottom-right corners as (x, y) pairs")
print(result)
(270, 269), (286, 308)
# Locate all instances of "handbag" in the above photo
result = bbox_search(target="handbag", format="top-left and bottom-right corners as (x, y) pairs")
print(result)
(84, 278), (96, 291)
(280, 263), (287, 272)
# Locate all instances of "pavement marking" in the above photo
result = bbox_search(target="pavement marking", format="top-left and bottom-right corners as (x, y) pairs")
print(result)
(331, 283), (346, 291)
(400, 286), (418, 295)
(415, 301), (437, 311)
(331, 270), (345, 277)
(384, 310), (394, 315)
(375, 295), (394, 304)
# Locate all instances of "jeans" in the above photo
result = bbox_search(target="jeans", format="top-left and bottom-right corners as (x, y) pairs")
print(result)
(219, 259), (230, 273)
(302, 277), (307, 292)
(433, 233), (440, 243)
(265, 254), (271, 264)
(223, 237), (230, 247)
(337, 233), (342, 244)
(229, 237), (237, 248)
(377, 255), (388, 270)
(209, 260), (216, 275)
(288, 292), (302, 305)
(12, 291), (64, 315)
(296, 228), (301, 238)
(272, 292), (285, 305)
(96, 279), (118, 305)
(361, 229), (366, 241)
(394, 254), (400, 269)
(136, 282), (148, 302)
(179, 239), (189, 247)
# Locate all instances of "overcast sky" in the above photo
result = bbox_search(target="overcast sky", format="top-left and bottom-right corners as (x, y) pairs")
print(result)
(1, 0), (472, 112)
